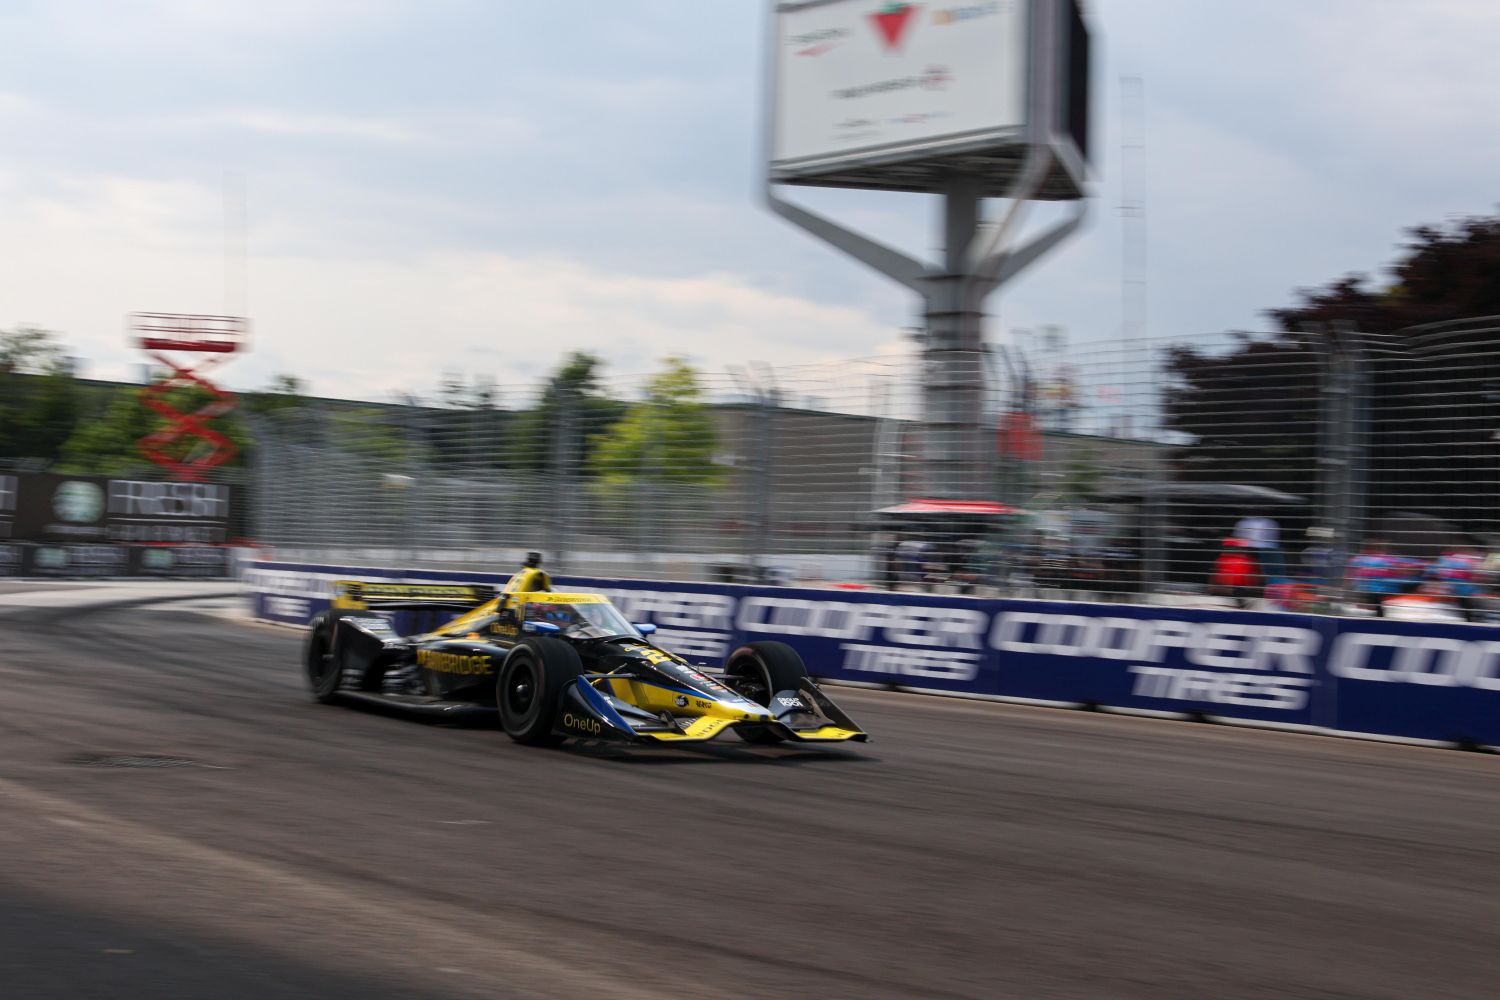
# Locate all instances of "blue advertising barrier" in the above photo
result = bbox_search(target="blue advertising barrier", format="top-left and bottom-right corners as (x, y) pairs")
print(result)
(245, 561), (1500, 749)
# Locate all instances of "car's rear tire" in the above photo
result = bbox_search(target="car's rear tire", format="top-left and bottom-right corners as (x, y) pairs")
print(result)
(304, 611), (342, 703)
(497, 638), (583, 746)
(725, 641), (808, 744)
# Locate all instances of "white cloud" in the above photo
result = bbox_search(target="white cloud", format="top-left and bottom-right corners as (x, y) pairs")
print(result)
(0, 173), (897, 400)
(15, 0), (405, 56)
(206, 110), (420, 144)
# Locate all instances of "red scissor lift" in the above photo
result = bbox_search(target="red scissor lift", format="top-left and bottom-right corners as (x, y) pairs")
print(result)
(130, 312), (248, 482)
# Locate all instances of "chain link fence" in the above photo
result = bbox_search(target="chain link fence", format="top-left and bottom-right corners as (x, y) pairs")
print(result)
(249, 345), (1154, 585)
(247, 320), (1500, 617)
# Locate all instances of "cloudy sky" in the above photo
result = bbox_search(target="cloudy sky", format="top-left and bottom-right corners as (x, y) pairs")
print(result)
(2, 1), (1498, 401)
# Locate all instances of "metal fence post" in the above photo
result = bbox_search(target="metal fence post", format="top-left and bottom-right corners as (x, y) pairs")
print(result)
(547, 385), (576, 573)
(752, 386), (778, 582)
(1313, 322), (1370, 609)
(634, 400), (658, 571)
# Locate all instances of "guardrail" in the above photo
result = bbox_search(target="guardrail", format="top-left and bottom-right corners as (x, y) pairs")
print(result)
(247, 560), (1500, 750)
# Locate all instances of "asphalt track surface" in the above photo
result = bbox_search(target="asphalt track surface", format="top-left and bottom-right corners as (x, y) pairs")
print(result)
(2, 588), (1499, 999)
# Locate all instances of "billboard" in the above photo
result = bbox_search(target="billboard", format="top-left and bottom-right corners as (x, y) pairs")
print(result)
(770, 0), (1089, 198)
(9, 474), (234, 545)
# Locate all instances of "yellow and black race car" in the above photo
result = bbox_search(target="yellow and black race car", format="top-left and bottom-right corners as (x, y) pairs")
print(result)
(302, 554), (868, 747)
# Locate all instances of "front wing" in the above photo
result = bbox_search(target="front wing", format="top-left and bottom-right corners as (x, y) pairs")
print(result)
(554, 675), (868, 745)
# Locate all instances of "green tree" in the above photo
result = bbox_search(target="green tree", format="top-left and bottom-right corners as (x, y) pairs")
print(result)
(1164, 210), (1500, 539)
(55, 386), (157, 475)
(511, 352), (625, 475)
(588, 357), (722, 488)
(0, 327), (80, 464)
(56, 383), (251, 475)
(1269, 214), (1500, 334)
(0, 326), (67, 374)
(242, 373), (310, 417)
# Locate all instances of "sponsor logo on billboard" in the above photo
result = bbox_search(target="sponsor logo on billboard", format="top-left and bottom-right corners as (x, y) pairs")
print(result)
(869, 2), (921, 52)
(53, 481), (104, 524)
(990, 614), (1323, 672)
(108, 480), (229, 519)
(831, 65), (950, 103)
(30, 544), (130, 577)
(738, 596), (988, 648)
(933, 1), (1004, 26)
(1328, 632), (1500, 691)
(791, 27), (851, 57)
(1126, 666), (1313, 711)
(842, 642), (979, 682)
(993, 612), (1324, 711)
(265, 595), (311, 621)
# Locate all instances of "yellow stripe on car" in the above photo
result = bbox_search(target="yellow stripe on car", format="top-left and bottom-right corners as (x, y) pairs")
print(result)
(786, 726), (861, 741)
(638, 718), (733, 741)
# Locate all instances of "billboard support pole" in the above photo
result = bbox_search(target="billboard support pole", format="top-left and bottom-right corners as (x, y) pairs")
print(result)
(765, 169), (1086, 501)
(924, 173), (986, 500)
(762, 191), (926, 294)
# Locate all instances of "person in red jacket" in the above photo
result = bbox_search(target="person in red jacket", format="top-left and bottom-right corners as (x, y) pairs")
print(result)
(1212, 537), (1262, 608)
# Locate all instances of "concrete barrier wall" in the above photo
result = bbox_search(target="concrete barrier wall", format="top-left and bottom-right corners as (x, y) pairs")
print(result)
(247, 561), (1500, 750)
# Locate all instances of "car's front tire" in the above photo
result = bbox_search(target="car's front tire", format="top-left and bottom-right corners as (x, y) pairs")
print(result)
(304, 611), (343, 703)
(725, 641), (809, 744)
(497, 638), (584, 745)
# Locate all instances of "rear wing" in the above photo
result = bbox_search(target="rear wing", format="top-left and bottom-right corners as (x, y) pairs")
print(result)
(332, 580), (496, 612)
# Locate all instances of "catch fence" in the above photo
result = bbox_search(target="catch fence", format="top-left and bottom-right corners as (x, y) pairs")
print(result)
(247, 320), (1500, 614)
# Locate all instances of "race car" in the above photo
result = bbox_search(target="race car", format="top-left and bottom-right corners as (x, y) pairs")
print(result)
(302, 554), (868, 747)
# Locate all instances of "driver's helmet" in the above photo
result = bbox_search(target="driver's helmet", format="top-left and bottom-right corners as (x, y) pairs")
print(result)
(538, 604), (577, 624)
(510, 565), (552, 592)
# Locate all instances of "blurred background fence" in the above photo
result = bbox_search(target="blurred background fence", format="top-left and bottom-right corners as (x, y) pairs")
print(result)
(245, 317), (1500, 613)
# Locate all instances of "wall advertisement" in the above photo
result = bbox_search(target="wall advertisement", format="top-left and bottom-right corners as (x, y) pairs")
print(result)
(5, 543), (230, 578)
(248, 562), (1500, 749)
(7, 473), (233, 545)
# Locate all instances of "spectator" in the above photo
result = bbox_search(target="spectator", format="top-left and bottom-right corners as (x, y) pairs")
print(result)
(1235, 512), (1288, 584)
(1348, 539), (1402, 616)
(1427, 547), (1485, 622)
(1300, 526), (1334, 587)
(1212, 537), (1261, 609)
(1234, 513), (1280, 551)
(895, 537), (925, 590)
(1265, 579), (1320, 612)
(951, 537), (983, 595)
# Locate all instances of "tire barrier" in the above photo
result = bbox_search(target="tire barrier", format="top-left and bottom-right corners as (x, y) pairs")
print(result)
(246, 561), (1500, 750)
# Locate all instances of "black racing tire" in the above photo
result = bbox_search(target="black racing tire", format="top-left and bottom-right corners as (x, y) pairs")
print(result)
(497, 637), (584, 746)
(304, 611), (342, 704)
(725, 641), (809, 744)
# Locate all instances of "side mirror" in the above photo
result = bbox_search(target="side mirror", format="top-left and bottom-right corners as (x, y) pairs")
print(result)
(634, 623), (657, 636)
(523, 621), (562, 635)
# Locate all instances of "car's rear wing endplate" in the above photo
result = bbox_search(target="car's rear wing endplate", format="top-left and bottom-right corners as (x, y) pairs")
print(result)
(332, 580), (495, 611)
